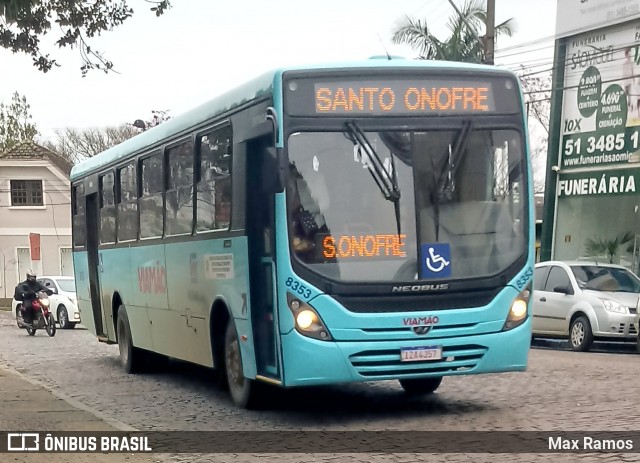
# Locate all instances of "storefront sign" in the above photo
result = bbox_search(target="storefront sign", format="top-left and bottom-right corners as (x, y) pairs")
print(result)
(556, 0), (640, 38)
(557, 168), (640, 196)
(559, 21), (640, 170)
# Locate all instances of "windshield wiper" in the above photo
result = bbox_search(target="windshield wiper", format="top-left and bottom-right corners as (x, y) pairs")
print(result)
(345, 121), (402, 235)
(429, 119), (474, 241)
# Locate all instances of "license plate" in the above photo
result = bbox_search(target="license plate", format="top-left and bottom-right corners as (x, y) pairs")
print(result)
(400, 346), (442, 362)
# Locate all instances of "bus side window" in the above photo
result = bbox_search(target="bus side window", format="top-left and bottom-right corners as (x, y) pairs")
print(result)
(166, 141), (194, 236)
(72, 183), (86, 247)
(99, 172), (116, 244)
(140, 152), (164, 238)
(117, 162), (138, 242)
(196, 125), (232, 232)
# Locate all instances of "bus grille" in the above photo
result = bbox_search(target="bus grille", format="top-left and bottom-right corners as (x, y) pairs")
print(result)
(333, 290), (498, 313)
(349, 344), (487, 378)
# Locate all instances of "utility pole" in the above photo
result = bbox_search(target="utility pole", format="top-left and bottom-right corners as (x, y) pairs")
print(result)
(485, 0), (495, 64)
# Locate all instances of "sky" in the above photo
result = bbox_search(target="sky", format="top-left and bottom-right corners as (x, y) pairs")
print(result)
(0, 0), (558, 142)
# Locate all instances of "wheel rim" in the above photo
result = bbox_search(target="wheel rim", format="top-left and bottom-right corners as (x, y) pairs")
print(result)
(226, 334), (244, 390)
(571, 321), (585, 347)
(118, 320), (128, 366)
(59, 309), (67, 327)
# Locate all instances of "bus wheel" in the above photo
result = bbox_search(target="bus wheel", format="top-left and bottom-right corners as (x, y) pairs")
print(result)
(116, 307), (143, 374)
(224, 321), (261, 409)
(399, 377), (443, 395)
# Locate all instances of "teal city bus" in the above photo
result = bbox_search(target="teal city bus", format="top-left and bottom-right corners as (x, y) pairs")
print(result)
(70, 58), (534, 408)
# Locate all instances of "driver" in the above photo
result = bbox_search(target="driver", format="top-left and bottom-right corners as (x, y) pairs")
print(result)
(14, 270), (49, 327)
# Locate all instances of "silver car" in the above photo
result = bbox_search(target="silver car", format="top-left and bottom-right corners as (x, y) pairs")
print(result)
(532, 260), (640, 351)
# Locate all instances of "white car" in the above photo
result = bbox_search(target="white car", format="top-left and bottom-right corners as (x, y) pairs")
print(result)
(12, 276), (81, 329)
(532, 261), (640, 351)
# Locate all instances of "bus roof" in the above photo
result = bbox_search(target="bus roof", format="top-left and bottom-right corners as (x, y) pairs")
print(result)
(70, 58), (517, 181)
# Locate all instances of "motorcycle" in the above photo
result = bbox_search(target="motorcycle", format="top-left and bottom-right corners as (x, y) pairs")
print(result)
(17, 290), (56, 337)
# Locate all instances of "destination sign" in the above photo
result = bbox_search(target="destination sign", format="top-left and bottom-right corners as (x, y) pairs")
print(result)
(322, 234), (407, 259)
(315, 81), (493, 115)
(283, 74), (520, 117)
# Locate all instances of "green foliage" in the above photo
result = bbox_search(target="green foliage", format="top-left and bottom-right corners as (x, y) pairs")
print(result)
(391, 0), (515, 63)
(0, 0), (171, 75)
(0, 91), (38, 152)
(584, 232), (635, 263)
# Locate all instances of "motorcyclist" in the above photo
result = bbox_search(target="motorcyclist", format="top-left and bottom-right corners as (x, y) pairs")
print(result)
(14, 270), (50, 327)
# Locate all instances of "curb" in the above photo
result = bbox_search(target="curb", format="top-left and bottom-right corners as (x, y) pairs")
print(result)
(0, 361), (138, 432)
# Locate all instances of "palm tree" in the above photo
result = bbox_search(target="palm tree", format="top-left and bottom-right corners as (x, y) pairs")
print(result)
(584, 232), (634, 264)
(391, 0), (516, 63)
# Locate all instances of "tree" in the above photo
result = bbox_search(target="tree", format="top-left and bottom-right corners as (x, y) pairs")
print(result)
(0, 91), (38, 152)
(391, 0), (515, 63)
(43, 110), (172, 164)
(584, 232), (634, 264)
(0, 0), (171, 76)
(42, 125), (138, 164)
(518, 65), (552, 193)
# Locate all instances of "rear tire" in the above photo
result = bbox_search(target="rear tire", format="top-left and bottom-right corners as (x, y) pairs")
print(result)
(116, 306), (144, 373)
(224, 320), (263, 409)
(399, 377), (443, 395)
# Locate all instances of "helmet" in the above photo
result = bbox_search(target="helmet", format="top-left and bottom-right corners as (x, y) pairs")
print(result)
(26, 269), (36, 281)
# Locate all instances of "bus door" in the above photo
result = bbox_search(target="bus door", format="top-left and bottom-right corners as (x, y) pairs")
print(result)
(246, 136), (282, 381)
(85, 191), (107, 337)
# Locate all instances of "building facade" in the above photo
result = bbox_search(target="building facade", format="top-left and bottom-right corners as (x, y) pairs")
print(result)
(541, 0), (640, 273)
(0, 142), (73, 301)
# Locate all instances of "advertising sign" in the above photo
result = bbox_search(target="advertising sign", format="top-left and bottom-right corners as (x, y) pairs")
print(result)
(557, 167), (640, 196)
(559, 20), (640, 170)
(556, 0), (640, 38)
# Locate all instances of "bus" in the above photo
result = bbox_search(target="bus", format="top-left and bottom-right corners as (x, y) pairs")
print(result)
(70, 58), (534, 408)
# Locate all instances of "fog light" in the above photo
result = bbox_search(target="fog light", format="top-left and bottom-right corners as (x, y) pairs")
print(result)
(296, 310), (316, 330)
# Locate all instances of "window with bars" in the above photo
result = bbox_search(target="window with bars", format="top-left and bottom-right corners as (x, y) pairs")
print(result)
(10, 180), (43, 206)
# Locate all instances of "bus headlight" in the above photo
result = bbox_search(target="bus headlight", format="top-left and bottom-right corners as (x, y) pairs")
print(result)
(286, 292), (332, 341)
(503, 285), (531, 331)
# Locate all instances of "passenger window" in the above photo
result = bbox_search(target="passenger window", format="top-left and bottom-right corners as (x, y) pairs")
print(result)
(117, 163), (138, 241)
(533, 267), (550, 292)
(99, 172), (116, 244)
(140, 153), (164, 238)
(545, 266), (572, 293)
(197, 125), (232, 232)
(72, 183), (86, 247)
(166, 141), (194, 236)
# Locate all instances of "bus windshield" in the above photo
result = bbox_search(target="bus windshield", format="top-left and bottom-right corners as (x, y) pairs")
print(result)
(286, 126), (527, 283)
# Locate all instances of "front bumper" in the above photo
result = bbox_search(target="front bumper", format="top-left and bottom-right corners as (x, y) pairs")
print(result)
(280, 317), (531, 387)
(594, 312), (638, 338)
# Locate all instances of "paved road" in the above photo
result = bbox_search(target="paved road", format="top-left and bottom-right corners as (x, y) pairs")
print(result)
(0, 310), (638, 462)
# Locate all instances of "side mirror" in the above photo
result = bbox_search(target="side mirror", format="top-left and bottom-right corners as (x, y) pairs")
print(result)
(553, 286), (572, 295)
(50, 287), (58, 295)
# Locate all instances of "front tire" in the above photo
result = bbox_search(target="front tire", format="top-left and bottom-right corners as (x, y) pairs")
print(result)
(45, 314), (56, 337)
(399, 377), (443, 395)
(15, 304), (23, 328)
(569, 315), (594, 352)
(116, 306), (144, 373)
(224, 321), (262, 409)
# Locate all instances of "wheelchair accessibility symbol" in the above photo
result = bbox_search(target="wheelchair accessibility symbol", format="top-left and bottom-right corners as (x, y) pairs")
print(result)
(421, 243), (452, 278)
